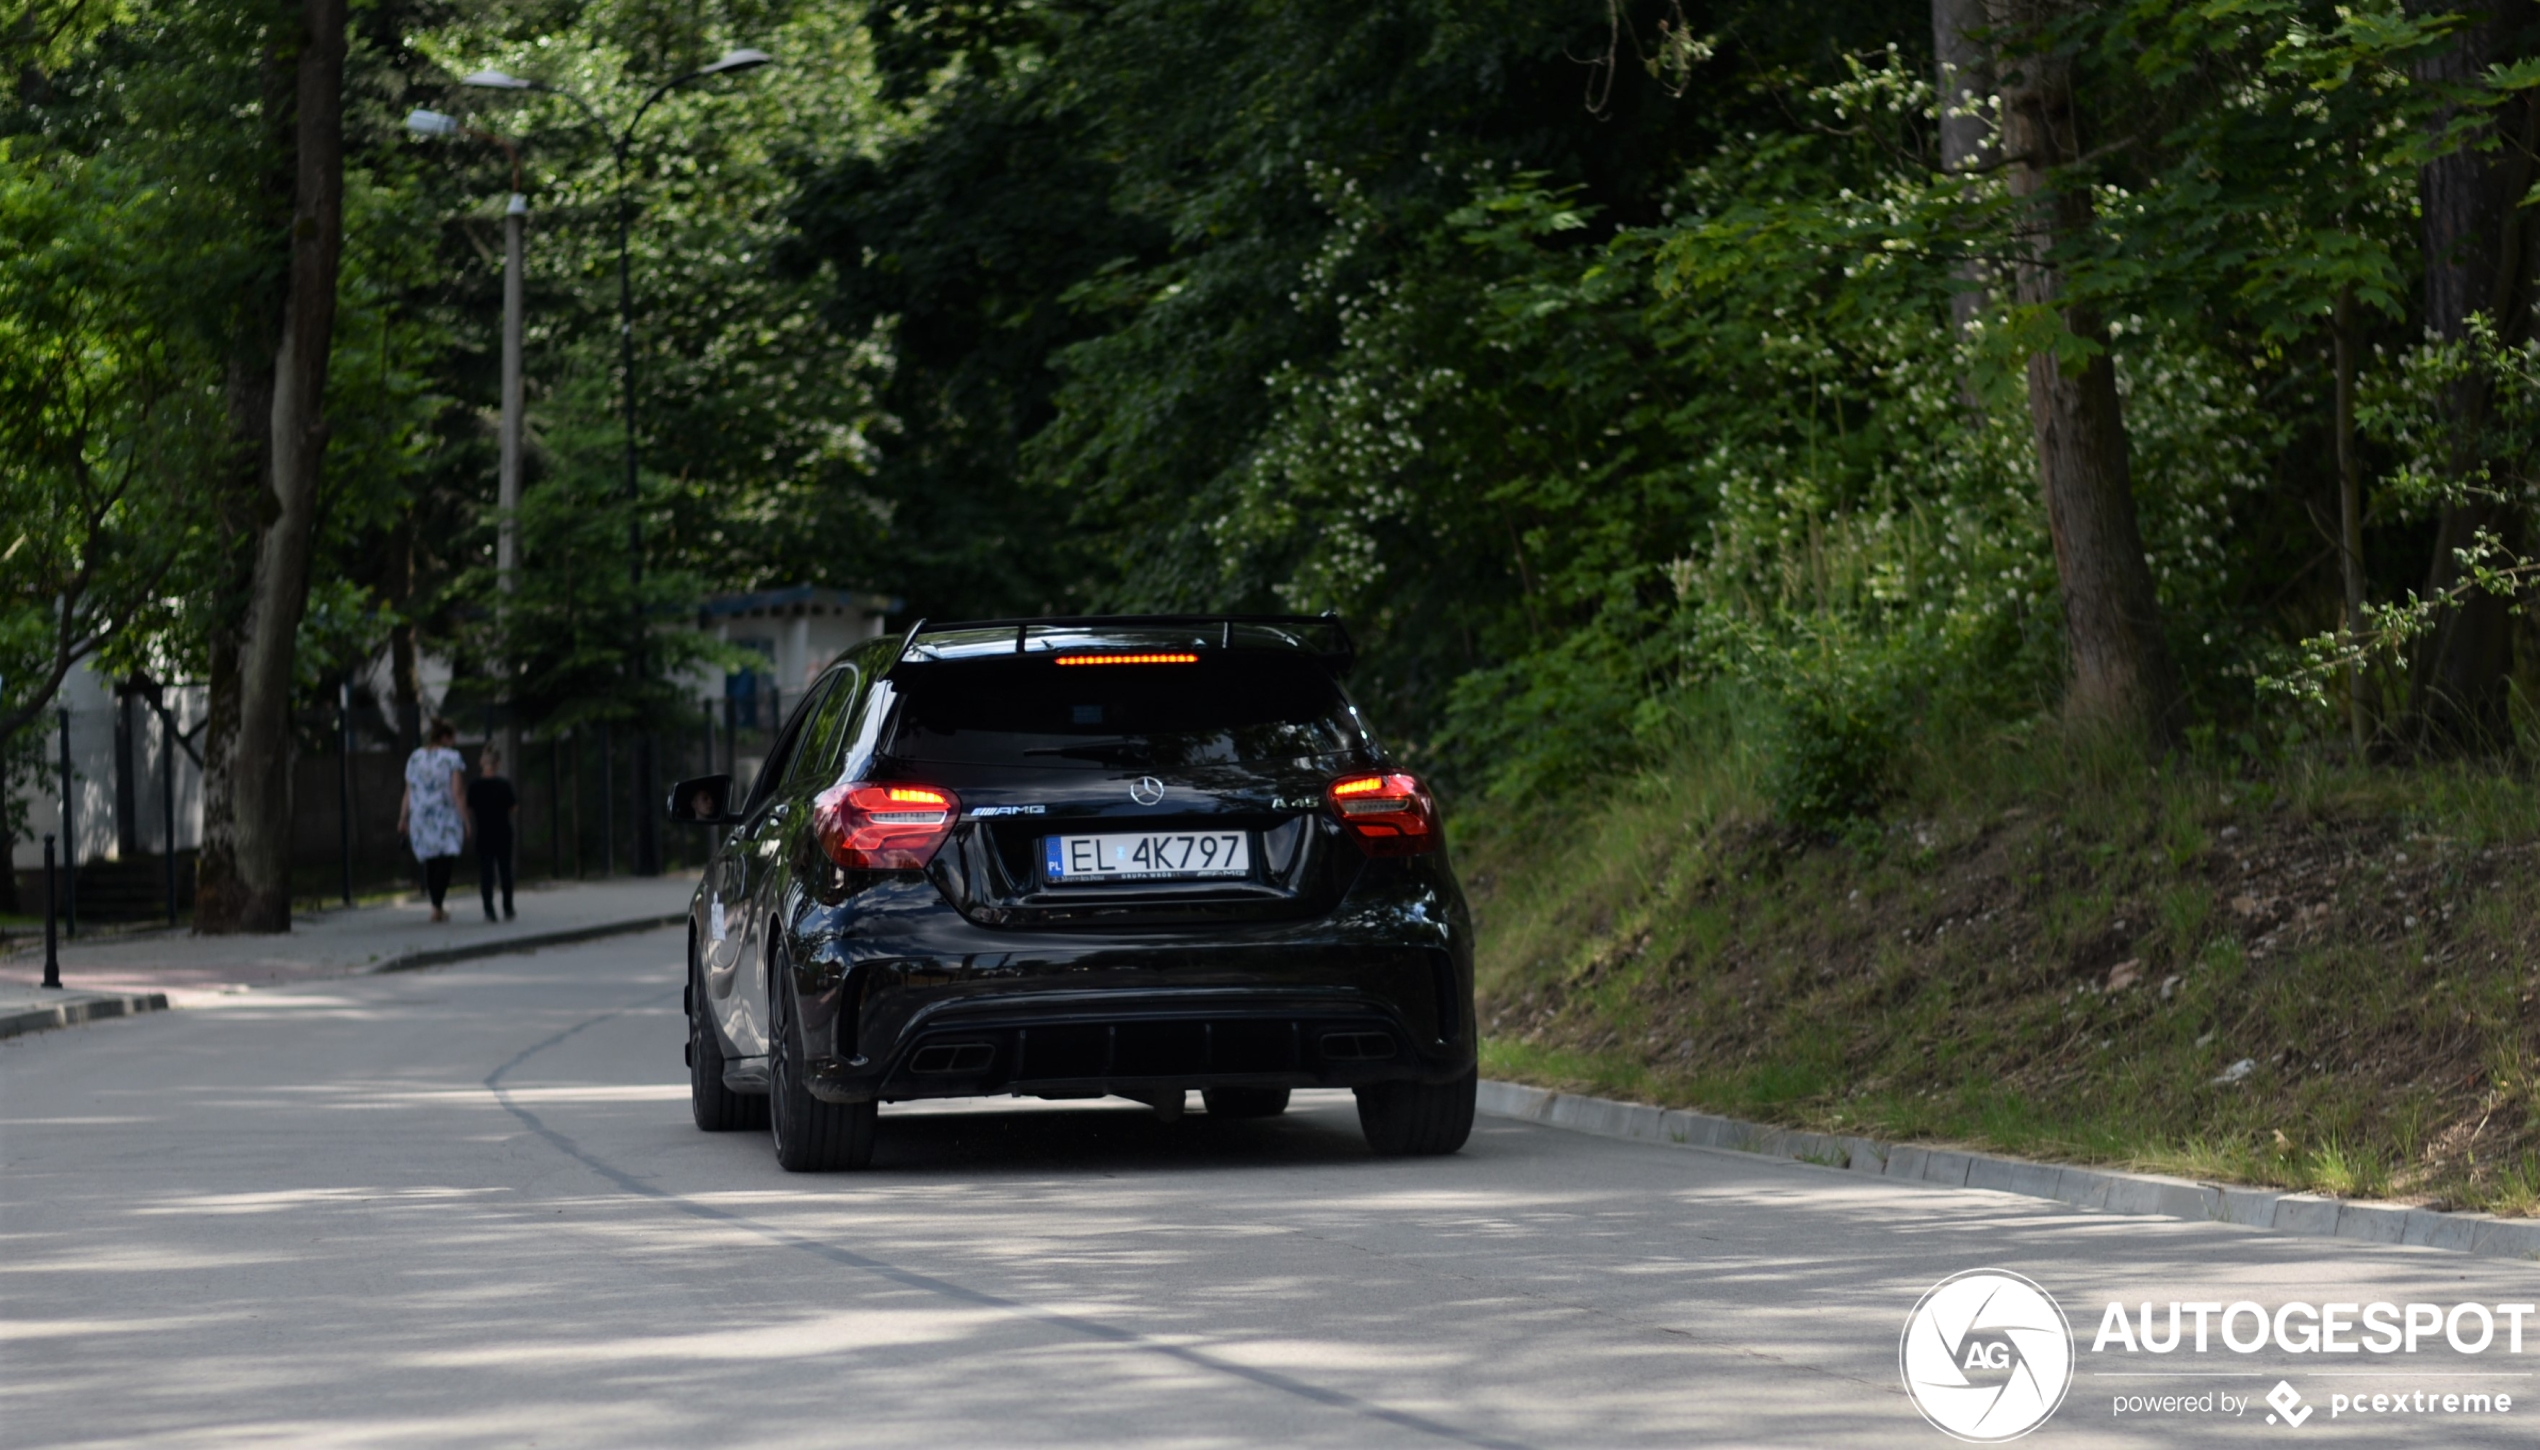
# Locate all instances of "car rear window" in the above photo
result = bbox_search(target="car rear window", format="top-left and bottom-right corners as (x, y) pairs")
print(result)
(884, 655), (1369, 769)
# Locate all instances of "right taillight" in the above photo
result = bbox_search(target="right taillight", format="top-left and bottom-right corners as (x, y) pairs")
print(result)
(812, 782), (959, 870)
(1325, 771), (1438, 857)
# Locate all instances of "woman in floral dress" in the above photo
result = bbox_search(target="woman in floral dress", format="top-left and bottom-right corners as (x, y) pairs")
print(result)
(397, 718), (472, 922)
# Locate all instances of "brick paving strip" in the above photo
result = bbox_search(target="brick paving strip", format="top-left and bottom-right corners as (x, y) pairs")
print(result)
(1477, 1080), (2540, 1262)
(0, 873), (695, 1024)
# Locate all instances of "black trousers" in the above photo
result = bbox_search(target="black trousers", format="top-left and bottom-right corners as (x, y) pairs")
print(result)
(423, 855), (455, 909)
(479, 837), (514, 917)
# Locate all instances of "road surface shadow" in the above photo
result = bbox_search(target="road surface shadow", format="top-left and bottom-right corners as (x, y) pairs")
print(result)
(864, 1092), (1381, 1174)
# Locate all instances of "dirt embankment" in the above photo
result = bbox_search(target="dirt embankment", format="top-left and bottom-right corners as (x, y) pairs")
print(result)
(1472, 791), (2540, 1212)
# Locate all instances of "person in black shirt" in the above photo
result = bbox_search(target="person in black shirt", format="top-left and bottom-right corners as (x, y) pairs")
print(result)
(468, 747), (518, 922)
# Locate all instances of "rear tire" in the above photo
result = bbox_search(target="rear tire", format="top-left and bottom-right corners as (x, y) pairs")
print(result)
(769, 976), (876, 1172)
(689, 963), (767, 1132)
(1355, 1067), (1476, 1156)
(1202, 1086), (1290, 1119)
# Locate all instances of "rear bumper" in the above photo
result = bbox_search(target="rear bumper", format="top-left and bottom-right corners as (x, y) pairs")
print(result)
(809, 987), (1460, 1103)
(783, 863), (1474, 1104)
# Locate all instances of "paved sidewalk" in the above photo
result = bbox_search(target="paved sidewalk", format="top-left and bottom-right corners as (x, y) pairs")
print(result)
(0, 873), (695, 1006)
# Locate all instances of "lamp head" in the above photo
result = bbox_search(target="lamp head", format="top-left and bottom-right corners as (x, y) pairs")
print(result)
(699, 48), (773, 75)
(405, 108), (461, 137)
(462, 69), (534, 90)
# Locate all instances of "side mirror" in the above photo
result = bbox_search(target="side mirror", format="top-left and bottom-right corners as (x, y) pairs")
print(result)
(667, 774), (740, 826)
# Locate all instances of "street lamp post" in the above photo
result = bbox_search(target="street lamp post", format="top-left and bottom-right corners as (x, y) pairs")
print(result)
(407, 108), (529, 787)
(465, 49), (770, 878)
(57, 705), (73, 939)
(497, 185), (525, 787)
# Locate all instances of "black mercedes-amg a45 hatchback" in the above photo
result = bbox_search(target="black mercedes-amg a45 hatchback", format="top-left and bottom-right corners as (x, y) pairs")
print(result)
(669, 615), (1477, 1170)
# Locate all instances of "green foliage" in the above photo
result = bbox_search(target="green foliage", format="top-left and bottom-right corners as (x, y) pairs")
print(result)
(1434, 618), (1662, 804)
(447, 373), (741, 731)
(414, 0), (898, 725)
(2250, 316), (2540, 713)
(778, 10), (1143, 619)
(1763, 662), (1898, 832)
(1011, 0), (1919, 729)
(6, 0), (904, 742)
(11, 0), (2540, 842)
(0, 140), (220, 736)
(5, 0), (500, 738)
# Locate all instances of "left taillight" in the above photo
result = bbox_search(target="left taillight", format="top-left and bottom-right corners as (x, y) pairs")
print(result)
(1325, 771), (1438, 857)
(811, 782), (960, 871)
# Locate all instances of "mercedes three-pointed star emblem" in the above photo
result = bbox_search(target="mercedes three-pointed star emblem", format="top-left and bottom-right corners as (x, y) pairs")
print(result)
(1129, 776), (1166, 806)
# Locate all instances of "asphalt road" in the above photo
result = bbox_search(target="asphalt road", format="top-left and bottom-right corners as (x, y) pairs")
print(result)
(5, 929), (2535, 1448)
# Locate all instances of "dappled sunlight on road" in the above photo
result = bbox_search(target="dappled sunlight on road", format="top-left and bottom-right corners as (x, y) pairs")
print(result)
(401, 1302), (1017, 1367)
(7, 928), (2533, 1447)
(127, 1185), (505, 1215)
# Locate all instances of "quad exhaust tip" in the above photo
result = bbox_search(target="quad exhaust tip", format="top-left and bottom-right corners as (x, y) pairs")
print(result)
(1319, 1031), (1395, 1062)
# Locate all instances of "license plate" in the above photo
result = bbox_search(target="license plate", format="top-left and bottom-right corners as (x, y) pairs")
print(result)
(1044, 832), (1250, 883)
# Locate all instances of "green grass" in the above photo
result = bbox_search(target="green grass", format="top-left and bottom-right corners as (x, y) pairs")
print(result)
(1461, 714), (2540, 1214)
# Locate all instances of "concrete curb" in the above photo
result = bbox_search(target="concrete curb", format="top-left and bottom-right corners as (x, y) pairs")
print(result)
(0, 991), (171, 1041)
(1477, 1080), (2540, 1263)
(365, 913), (688, 974)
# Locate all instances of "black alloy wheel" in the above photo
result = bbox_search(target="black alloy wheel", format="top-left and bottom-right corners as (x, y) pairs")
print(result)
(689, 950), (767, 1132)
(1201, 1086), (1291, 1119)
(1355, 1066), (1477, 1156)
(768, 958), (877, 1172)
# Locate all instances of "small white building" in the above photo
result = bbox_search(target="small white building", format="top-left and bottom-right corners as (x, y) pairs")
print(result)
(688, 586), (899, 725)
(9, 660), (207, 871)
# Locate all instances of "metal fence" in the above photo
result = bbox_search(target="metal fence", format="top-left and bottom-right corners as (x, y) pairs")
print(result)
(10, 688), (788, 924)
(5, 685), (207, 925)
(293, 696), (786, 901)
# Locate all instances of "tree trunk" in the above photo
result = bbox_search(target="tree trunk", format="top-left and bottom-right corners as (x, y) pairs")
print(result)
(1987, 0), (2184, 746)
(194, 0), (344, 933)
(2410, 0), (2534, 750)
(1932, 0), (1994, 337)
(2333, 290), (2371, 753)
(192, 361), (273, 930)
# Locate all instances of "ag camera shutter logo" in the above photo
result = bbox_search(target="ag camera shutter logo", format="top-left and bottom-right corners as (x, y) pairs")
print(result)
(1901, 1269), (2075, 1442)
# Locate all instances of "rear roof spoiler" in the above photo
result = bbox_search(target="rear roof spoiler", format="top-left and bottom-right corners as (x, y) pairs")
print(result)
(899, 613), (1356, 672)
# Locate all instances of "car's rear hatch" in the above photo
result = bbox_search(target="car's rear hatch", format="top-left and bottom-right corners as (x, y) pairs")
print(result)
(878, 629), (1375, 928)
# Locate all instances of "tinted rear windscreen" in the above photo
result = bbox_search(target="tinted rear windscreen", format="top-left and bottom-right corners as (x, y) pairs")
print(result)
(885, 656), (1367, 768)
